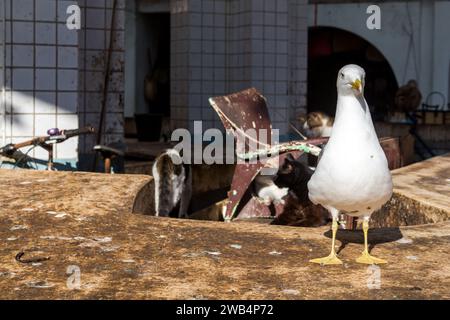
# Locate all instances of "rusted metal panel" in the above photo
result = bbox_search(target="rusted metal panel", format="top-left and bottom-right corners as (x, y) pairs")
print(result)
(209, 88), (328, 221)
(209, 88), (273, 154)
(380, 137), (401, 170)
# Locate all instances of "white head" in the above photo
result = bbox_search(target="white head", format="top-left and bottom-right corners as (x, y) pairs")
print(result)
(336, 64), (366, 97)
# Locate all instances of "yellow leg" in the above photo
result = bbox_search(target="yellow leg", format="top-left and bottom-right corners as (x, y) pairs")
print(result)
(310, 218), (343, 265)
(355, 220), (387, 264)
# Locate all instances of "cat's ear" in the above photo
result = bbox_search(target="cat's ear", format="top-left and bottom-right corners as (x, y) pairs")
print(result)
(285, 153), (295, 163)
(297, 114), (307, 123)
(279, 156), (294, 174)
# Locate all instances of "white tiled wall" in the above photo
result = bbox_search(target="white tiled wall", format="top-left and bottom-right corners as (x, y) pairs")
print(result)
(0, 0), (79, 160)
(0, 0), (125, 165)
(288, 0), (308, 127)
(170, 0), (308, 136)
(77, 0), (125, 155)
(1, 0), (306, 164)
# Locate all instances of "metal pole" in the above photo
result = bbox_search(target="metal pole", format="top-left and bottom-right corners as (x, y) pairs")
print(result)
(2, 0), (7, 147)
(104, 157), (111, 173)
(92, 0), (118, 172)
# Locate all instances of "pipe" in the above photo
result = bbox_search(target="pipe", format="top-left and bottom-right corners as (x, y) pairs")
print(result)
(92, 0), (118, 171)
(2, 0), (7, 147)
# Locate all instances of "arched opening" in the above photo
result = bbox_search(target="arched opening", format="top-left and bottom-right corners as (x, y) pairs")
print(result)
(308, 27), (398, 121)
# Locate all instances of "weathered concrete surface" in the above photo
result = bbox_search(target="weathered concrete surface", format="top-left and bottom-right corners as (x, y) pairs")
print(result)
(0, 169), (153, 217)
(392, 153), (449, 213)
(0, 169), (449, 299)
(372, 154), (450, 227)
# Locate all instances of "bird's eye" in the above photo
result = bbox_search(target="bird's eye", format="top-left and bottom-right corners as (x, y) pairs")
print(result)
(340, 73), (345, 78)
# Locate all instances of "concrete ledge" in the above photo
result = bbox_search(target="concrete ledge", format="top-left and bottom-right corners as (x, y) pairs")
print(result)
(0, 169), (153, 217)
(372, 154), (450, 227)
(0, 162), (449, 299)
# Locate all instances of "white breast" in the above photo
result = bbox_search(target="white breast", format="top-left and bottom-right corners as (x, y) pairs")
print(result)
(308, 95), (392, 216)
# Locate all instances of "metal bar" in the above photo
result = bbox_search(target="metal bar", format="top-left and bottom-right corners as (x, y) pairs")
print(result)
(104, 157), (111, 173)
(48, 146), (53, 171)
(2, 0), (7, 147)
(92, 0), (118, 171)
(289, 123), (307, 140)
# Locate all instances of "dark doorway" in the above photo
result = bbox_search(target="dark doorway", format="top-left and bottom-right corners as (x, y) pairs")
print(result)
(125, 11), (170, 142)
(141, 13), (170, 117)
(308, 27), (398, 121)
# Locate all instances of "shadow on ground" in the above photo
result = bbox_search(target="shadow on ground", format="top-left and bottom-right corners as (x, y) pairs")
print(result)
(323, 227), (403, 254)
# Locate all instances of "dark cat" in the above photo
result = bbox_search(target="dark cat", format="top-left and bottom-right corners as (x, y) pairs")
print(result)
(273, 154), (329, 227)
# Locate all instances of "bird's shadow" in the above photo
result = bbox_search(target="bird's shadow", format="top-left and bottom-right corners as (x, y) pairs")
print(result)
(323, 227), (403, 254)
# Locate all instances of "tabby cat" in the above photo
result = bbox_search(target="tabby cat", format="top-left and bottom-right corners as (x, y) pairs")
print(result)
(152, 149), (192, 218)
(298, 111), (334, 138)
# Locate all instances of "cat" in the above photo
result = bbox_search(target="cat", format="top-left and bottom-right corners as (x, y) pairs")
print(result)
(152, 149), (192, 218)
(254, 174), (289, 206)
(298, 111), (334, 138)
(275, 154), (313, 203)
(297, 111), (333, 168)
(272, 153), (329, 227)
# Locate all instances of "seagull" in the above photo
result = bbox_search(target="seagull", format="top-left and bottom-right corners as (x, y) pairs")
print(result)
(307, 64), (393, 265)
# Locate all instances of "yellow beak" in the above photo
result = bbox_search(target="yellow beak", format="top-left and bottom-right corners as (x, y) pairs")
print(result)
(351, 79), (362, 91)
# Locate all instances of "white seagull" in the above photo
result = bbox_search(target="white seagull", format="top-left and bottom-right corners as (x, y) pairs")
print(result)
(308, 64), (393, 265)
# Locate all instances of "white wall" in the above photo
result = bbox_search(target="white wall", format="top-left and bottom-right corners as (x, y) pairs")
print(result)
(309, 1), (450, 109)
(0, 0), (126, 168)
(170, 0), (308, 136)
(0, 0), (80, 161)
(433, 1), (450, 107)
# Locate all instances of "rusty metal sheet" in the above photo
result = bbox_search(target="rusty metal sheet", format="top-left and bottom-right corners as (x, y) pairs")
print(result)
(209, 88), (273, 150)
(209, 88), (331, 221)
(380, 137), (401, 170)
(224, 162), (265, 220)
